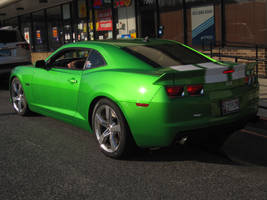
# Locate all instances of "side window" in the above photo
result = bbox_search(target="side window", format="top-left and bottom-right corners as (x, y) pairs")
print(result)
(49, 49), (90, 70)
(85, 50), (106, 69)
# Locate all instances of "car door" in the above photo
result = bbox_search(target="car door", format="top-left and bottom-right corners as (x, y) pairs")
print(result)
(31, 48), (90, 121)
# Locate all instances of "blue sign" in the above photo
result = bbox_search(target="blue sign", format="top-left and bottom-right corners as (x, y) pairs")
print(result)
(191, 5), (215, 46)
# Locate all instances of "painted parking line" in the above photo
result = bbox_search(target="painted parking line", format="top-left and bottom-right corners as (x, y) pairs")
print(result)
(240, 129), (267, 139)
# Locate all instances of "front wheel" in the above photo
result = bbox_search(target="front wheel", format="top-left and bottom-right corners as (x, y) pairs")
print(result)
(10, 77), (30, 116)
(92, 98), (136, 159)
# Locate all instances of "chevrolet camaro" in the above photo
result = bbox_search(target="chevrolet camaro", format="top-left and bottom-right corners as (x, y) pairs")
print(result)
(9, 39), (259, 158)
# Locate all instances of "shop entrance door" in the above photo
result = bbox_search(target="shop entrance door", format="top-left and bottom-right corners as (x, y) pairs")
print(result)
(140, 9), (156, 38)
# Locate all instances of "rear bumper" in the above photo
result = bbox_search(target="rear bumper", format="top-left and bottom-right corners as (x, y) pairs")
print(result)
(0, 62), (32, 74)
(120, 86), (259, 148)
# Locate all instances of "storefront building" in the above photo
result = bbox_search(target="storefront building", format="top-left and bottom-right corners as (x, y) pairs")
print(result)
(1, 0), (266, 51)
(1, 0), (267, 75)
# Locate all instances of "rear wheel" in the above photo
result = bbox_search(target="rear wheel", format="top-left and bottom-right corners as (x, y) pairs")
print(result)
(92, 98), (136, 159)
(10, 77), (30, 116)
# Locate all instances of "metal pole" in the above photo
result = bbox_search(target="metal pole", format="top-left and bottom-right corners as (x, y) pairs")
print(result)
(221, 0), (225, 47)
(256, 45), (259, 75)
(155, 0), (160, 38)
(44, 9), (49, 51)
(92, 1), (96, 40)
(111, 0), (116, 40)
(182, 0), (188, 45)
(30, 13), (35, 51)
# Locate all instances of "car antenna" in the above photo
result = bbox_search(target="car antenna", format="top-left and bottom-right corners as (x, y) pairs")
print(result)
(144, 36), (150, 42)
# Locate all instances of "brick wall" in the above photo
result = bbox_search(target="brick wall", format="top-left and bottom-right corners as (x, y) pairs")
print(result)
(198, 47), (267, 77)
(31, 52), (53, 64)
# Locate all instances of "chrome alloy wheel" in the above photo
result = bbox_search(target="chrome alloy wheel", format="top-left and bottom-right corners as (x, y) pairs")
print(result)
(11, 79), (26, 113)
(94, 105), (121, 153)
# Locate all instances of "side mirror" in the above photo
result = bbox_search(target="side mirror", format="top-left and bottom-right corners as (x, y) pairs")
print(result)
(35, 60), (47, 69)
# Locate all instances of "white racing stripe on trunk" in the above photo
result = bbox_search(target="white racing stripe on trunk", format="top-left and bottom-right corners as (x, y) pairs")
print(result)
(170, 65), (202, 71)
(198, 62), (228, 83)
(232, 63), (246, 80)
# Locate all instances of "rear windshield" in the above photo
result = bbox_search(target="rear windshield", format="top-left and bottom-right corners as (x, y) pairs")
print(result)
(0, 30), (23, 43)
(122, 43), (210, 68)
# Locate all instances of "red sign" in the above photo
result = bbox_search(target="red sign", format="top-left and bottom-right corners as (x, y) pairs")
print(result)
(114, 0), (131, 8)
(93, 0), (103, 8)
(96, 8), (113, 31)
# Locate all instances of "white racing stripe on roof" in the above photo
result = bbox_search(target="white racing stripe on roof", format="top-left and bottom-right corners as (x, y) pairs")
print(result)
(232, 63), (246, 80)
(170, 65), (202, 71)
(198, 62), (228, 83)
(198, 62), (227, 69)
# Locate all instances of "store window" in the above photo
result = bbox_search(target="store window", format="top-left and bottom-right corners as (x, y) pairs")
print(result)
(137, 0), (157, 38)
(158, 0), (183, 42)
(63, 3), (73, 43)
(93, 0), (113, 40)
(225, 0), (267, 46)
(113, 0), (136, 39)
(20, 14), (32, 48)
(33, 10), (48, 51)
(47, 6), (63, 51)
(76, 0), (89, 41)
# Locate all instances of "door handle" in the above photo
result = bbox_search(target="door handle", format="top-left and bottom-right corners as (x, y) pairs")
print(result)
(68, 78), (78, 84)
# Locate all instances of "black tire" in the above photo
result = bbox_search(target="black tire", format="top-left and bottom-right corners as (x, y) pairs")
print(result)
(92, 98), (137, 159)
(10, 77), (30, 116)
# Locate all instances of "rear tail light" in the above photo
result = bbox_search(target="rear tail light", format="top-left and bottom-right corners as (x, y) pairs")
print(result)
(187, 85), (204, 96)
(223, 69), (235, 74)
(16, 43), (30, 50)
(165, 86), (184, 97)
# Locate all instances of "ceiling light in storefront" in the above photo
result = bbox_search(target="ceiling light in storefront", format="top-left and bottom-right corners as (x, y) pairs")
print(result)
(0, 0), (22, 9)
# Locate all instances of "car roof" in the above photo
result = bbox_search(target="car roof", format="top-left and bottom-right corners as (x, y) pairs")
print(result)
(70, 38), (176, 48)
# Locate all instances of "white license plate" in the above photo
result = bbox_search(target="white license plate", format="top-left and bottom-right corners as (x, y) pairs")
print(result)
(222, 98), (240, 115)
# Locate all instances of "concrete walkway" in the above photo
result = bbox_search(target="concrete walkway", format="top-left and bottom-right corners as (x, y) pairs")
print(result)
(258, 78), (267, 118)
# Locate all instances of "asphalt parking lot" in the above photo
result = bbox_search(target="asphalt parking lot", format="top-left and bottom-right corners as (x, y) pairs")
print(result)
(1, 77), (267, 200)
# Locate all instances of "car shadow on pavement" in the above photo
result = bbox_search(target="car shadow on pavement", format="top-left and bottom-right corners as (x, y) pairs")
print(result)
(128, 120), (267, 167)
(222, 120), (267, 167)
(129, 143), (238, 166)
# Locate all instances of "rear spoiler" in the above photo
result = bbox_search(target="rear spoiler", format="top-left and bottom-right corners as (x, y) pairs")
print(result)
(153, 62), (257, 85)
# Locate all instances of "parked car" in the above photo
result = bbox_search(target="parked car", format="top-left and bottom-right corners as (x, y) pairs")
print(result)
(9, 39), (259, 158)
(0, 26), (31, 75)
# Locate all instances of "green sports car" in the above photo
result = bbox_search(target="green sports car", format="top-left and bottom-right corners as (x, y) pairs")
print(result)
(9, 39), (259, 158)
